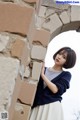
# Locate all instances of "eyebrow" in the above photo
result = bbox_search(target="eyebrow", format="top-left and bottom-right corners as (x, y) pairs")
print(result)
(59, 51), (67, 57)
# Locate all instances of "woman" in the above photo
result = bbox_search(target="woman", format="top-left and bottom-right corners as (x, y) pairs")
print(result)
(30, 47), (76, 120)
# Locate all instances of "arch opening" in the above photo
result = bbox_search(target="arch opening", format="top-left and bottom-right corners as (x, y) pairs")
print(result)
(44, 30), (80, 120)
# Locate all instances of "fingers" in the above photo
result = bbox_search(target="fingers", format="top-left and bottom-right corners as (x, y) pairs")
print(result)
(41, 62), (45, 75)
(42, 61), (45, 67)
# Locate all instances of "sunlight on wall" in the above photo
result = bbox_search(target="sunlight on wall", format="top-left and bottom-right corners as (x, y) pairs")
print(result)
(45, 30), (80, 120)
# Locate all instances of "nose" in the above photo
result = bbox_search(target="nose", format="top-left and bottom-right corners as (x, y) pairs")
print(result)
(58, 54), (62, 59)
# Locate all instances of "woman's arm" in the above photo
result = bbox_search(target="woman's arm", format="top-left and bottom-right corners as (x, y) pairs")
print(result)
(41, 63), (58, 94)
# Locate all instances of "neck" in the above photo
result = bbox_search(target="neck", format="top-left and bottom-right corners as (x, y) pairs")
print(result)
(52, 65), (62, 71)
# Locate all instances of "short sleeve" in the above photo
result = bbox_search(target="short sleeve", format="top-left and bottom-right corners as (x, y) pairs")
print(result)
(54, 72), (71, 95)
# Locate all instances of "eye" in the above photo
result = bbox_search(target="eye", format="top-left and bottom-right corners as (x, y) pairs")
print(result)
(63, 55), (67, 59)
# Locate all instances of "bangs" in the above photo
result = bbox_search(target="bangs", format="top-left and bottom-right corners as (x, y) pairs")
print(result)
(59, 50), (68, 59)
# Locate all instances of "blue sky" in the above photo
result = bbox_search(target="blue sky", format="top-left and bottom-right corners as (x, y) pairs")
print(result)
(45, 30), (80, 120)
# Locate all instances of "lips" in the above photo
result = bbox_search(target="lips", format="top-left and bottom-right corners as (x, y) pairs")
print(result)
(55, 58), (59, 62)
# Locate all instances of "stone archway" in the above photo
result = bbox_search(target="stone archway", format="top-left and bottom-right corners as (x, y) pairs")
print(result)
(0, 1), (80, 120)
(36, 1), (80, 39)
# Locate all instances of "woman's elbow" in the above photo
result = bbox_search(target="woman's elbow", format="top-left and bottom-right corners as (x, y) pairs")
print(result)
(53, 87), (58, 94)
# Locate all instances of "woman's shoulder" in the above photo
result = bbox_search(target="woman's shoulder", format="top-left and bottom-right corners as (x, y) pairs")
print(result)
(62, 70), (72, 81)
(63, 70), (71, 76)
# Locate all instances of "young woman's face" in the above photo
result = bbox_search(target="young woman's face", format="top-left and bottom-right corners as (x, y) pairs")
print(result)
(54, 50), (67, 66)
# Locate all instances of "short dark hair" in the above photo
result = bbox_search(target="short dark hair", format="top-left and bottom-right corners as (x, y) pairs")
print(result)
(53, 47), (76, 69)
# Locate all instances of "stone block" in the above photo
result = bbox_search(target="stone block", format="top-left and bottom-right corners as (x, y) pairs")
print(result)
(11, 39), (29, 68)
(31, 45), (46, 60)
(71, 6), (80, 22)
(38, 6), (47, 18)
(27, 9), (36, 47)
(18, 81), (37, 106)
(12, 102), (31, 120)
(24, 66), (30, 78)
(42, 13), (62, 34)
(45, 8), (55, 17)
(36, 0), (43, 14)
(32, 62), (42, 80)
(0, 34), (9, 52)
(33, 28), (50, 47)
(35, 15), (45, 29)
(0, 56), (20, 119)
(0, 2), (34, 35)
(60, 11), (70, 24)
(9, 75), (22, 120)
(0, 57), (20, 110)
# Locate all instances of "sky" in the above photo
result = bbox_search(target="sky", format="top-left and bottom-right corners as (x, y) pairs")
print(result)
(44, 30), (80, 120)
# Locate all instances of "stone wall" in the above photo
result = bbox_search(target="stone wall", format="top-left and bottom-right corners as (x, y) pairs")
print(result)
(0, 0), (80, 120)
(0, 1), (37, 120)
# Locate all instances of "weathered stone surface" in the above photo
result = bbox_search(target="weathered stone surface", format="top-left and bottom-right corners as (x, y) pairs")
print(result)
(31, 45), (46, 60)
(0, 2), (34, 35)
(11, 39), (26, 58)
(71, 6), (80, 22)
(11, 39), (30, 68)
(24, 66), (30, 78)
(18, 81), (37, 106)
(27, 11), (36, 47)
(32, 62), (42, 80)
(0, 57), (20, 111)
(9, 75), (22, 120)
(33, 28), (50, 47)
(12, 102), (31, 120)
(35, 15), (45, 29)
(45, 8), (55, 17)
(38, 6), (47, 18)
(43, 13), (62, 34)
(0, 34), (9, 51)
(60, 11), (70, 24)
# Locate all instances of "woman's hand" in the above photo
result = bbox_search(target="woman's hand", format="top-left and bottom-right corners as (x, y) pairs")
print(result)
(41, 62), (45, 78)
(40, 62), (58, 94)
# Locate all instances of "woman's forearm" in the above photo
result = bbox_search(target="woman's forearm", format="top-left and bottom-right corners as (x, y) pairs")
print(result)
(42, 74), (58, 94)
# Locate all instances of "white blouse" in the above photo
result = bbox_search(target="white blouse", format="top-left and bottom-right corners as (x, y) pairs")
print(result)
(44, 67), (62, 87)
